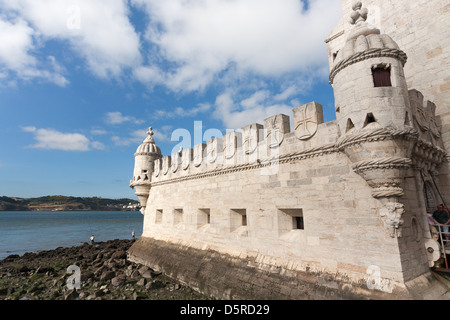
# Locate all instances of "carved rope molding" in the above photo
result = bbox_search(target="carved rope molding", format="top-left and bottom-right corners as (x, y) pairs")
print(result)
(352, 157), (413, 173)
(372, 187), (405, 199)
(329, 47), (408, 84)
(336, 126), (418, 151)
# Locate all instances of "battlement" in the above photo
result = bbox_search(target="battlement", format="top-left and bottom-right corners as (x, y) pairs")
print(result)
(151, 102), (339, 185)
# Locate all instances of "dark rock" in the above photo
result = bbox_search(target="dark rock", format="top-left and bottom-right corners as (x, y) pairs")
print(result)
(99, 270), (115, 281)
(64, 289), (79, 300)
(132, 292), (145, 300)
(4, 254), (20, 262)
(111, 275), (126, 287)
(141, 270), (153, 279)
(111, 251), (127, 260)
(136, 278), (146, 286)
(94, 289), (105, 298)
(94, 266), (107, 276)
(80, 271), (95, 282)
(0, 239), (209, 301)
(146, 280), (165, 290)
(138, 266), (149, 275)
(130, 270), (141, 279)
(36, 266), (55, 274)
(19, 265), (30, 273)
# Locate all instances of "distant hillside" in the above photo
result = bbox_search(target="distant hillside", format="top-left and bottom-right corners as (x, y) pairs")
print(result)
(0, 196), (140, 212)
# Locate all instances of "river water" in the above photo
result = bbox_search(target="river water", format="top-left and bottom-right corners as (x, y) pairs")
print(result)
(0, 211), (143, 260)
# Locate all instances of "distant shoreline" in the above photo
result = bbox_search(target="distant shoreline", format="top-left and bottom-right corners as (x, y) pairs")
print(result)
(0, 209), (140, 212)
(0, 195), (140, 212)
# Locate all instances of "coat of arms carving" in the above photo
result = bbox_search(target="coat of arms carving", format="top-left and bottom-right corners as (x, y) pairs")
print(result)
(293, 102), (324, 141)
(154, 158), (161, 177)
(193, 144), (205, 167)
(182, 148), (192, 170)
(162, 156), (170, 175)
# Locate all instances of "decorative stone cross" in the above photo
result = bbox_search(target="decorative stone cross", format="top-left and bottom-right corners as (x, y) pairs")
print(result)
(350, 1), (368, 25)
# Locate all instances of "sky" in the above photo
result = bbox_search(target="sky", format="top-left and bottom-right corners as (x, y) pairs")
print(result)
(0, 0), (342, 199)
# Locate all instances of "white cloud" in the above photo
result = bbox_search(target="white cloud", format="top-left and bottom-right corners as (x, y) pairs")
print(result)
(133, 0), (342, 92)
(112, 126), (173, 147)
(91, 128), (108, 136)
(112, 129), (147, 147)
(0, 0), (342, 97)
(0, 17), (69, 86)
(22, 126), (103, 151)
(154, 103), (211, 119)
(105, 112), (144, 125)
(213, 89), (296, 130)
(0, 0), (141, 83)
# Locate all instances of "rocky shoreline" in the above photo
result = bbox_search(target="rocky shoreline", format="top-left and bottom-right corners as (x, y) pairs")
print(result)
(0, 239), (210, 300)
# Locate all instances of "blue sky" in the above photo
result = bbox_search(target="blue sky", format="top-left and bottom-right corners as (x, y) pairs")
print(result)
(0, 0), (342, 199)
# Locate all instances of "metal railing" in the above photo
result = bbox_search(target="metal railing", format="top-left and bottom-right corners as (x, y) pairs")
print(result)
(430, 223), (450, 271)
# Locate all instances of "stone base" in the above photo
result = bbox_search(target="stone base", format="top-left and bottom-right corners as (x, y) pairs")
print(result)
(127, 237), (450, 300)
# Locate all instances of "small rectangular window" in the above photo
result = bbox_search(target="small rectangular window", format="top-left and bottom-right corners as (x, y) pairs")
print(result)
(198, 208), (210, 227)
(294, 216), (304, 230)
(372, 67), (392, 87)
(242, 214), (247, 226)
(278, 208), (304, 233)
(230, 209), (247, 231)
(174, 209), (183, 225)
(155, 209), (163, 224)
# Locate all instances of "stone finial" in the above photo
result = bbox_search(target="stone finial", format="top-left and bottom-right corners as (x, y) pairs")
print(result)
(350, 1), (368, 25)
(144, 126), (155, 143)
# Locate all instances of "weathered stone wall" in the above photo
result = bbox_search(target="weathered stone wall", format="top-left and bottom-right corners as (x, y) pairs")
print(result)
(127, 236), (448, 300)
(136, 117), (434, 294)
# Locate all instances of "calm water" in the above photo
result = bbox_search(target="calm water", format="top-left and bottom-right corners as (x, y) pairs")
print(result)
(0, 211), (143, 260)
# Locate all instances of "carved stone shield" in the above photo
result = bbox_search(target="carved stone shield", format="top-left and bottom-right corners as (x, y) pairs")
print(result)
(207, 138), (219, 164)
(224, 132), (237, 159)
(293, 102), (324, 141)
(182, 148), (192, 170)
(162, 156), (170, 175)
(264, 114), (290, 148)
(193, 144), (205, 167)
(154, 158), (161, 177)
(171, 152), (180, 173)
(243, 124), (263, 155)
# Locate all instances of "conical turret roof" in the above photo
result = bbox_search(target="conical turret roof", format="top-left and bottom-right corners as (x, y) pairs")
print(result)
(329, 1), (407, 84)
(135, 127), (162, 156)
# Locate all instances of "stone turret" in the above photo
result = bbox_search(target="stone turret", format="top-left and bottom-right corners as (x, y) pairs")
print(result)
(130, 127), (162, 214)
(330, 1), (411, 133)
(330, 1), (417, 237)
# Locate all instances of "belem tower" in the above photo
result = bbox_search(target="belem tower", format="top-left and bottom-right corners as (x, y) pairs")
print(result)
(127, 1), (450, 299)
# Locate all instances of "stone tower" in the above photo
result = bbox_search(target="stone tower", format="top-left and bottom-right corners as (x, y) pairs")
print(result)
(129, 127), (162, 214)
(330, 2), (418, 236)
